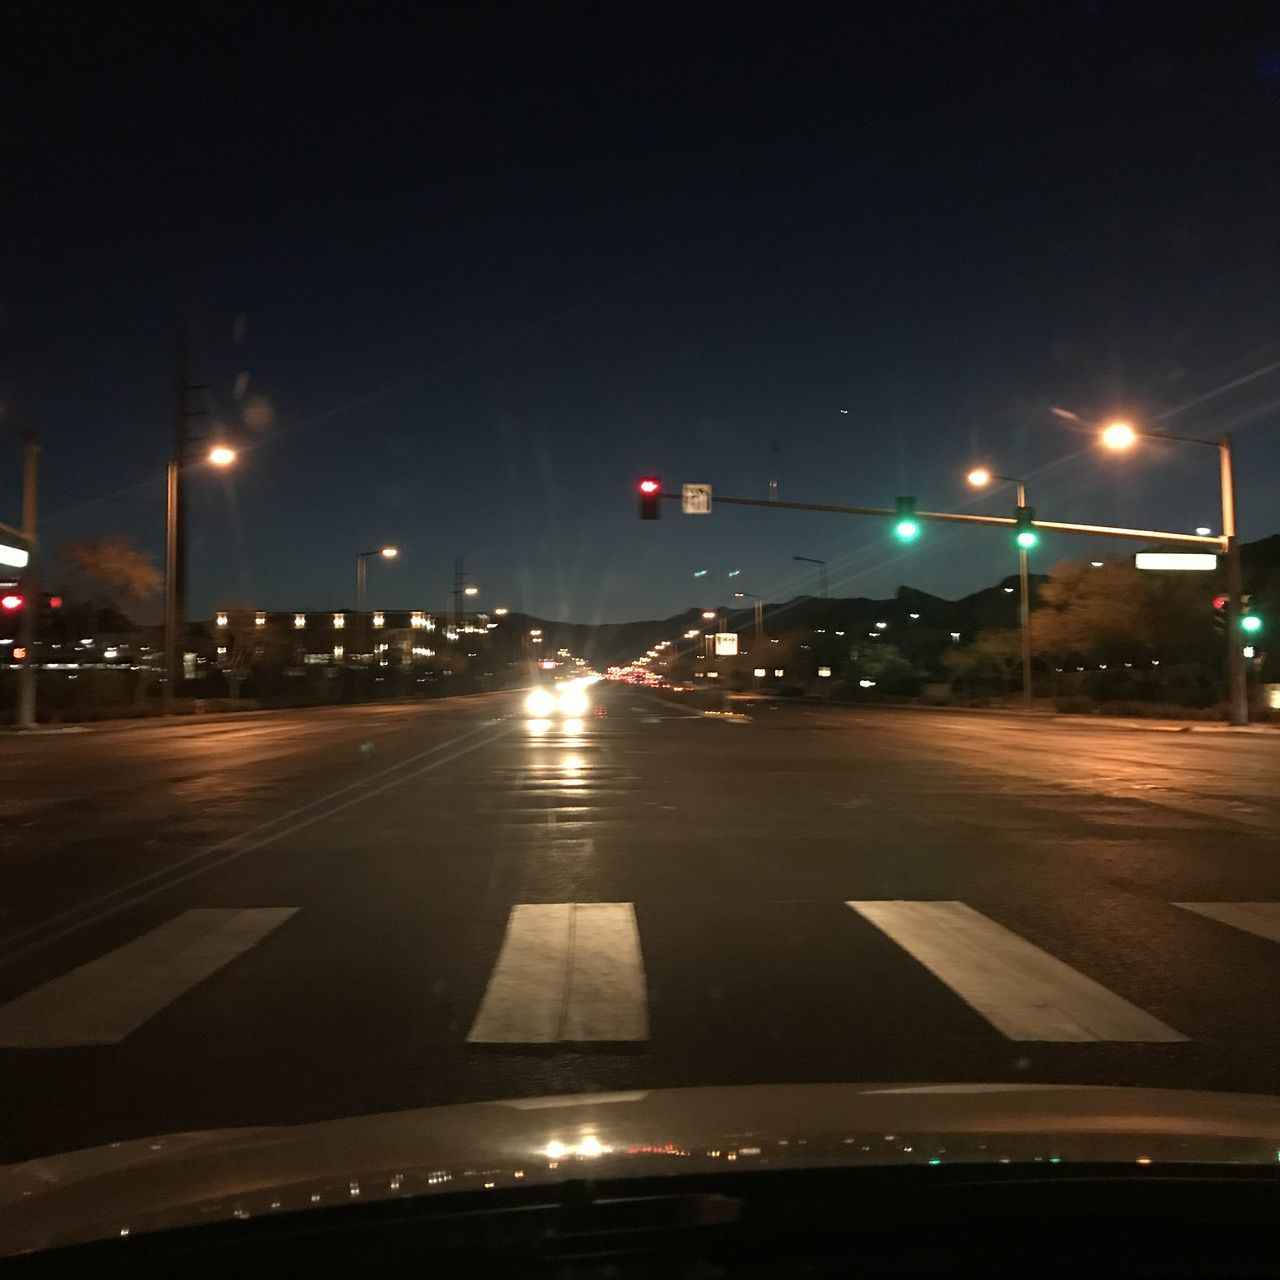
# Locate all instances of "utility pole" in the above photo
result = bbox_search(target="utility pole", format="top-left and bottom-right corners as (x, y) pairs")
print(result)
(449, 554), (465, 636)
(768, 442), (779, 503)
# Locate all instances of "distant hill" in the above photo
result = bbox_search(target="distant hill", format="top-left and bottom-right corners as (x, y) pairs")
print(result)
(495, 534), (1278, 668)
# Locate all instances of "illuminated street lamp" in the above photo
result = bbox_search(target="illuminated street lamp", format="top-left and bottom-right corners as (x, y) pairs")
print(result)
(165, 443), (240, 713)
(356, 546), (400, 653)
(1055, 406), (1246, 724)
(1100, 421), (1139, 451)
(966, 465), (1033, 711)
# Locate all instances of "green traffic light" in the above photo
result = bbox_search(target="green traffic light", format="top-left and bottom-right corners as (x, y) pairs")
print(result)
(1241, 614), (1262, 634)
(1016, 529), (1038, 549)
(895, 520), (920, 541)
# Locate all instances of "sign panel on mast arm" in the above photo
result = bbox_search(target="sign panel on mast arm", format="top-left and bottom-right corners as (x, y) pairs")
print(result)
(714, 631), (738, 656)
(1134, 551), (1218, 571)
(682, 483), (712, 515)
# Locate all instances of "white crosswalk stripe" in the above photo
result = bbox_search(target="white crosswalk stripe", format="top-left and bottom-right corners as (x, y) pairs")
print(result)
(847, 900), (1187, 1043)
(467, 903), (649, 1044)
(1176, 902), (1280, 945)
(0, 908), (299, 1049)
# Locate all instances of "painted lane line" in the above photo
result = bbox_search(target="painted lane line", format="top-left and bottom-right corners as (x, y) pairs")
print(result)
(847, 900), (1186, 1043)
(466, 904), (572, 1044)
(467, 903), (649, 1044)
(1176, 902), (1280, 945)
(563, 903), (649, 1041)
(0, 908), (298, 1048)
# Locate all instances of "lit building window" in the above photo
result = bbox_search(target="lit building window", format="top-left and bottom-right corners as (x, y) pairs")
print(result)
(411, 612), (426, 629)
(333, 644), (344, 659)
(216, 646), (227, 656)
(372, 612), (384, 628)
(255, 612), (266, 627)
(294, 614), (307, 629)
(215, 613), (228, 627)
(333, 613), (346, 629)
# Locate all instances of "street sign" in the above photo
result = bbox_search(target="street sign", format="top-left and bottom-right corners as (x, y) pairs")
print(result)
(714, 631), (738, 656)
(1135, 551), (1218, 571)
(682, 483), (712, 515)
(0, 538), (29, 570)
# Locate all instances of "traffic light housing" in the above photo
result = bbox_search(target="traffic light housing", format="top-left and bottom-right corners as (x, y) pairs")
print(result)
(638, 477), (661, 520)
(893, 496), (920, 541)
(1015, 505), (1038, 550)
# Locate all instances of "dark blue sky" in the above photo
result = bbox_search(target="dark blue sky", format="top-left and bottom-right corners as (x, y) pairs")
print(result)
(2, 1), (1278, 622)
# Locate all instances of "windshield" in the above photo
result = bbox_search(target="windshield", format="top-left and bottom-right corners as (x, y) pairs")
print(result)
(2, 0), (1280, 1256)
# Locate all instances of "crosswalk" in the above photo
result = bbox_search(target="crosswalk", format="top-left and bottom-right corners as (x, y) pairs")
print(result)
(0, 899), (1276, 1052)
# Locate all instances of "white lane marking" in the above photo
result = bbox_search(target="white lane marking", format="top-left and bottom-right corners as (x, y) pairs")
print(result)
(466, 904), (571, 1044)
(0, 908), (298, 1048)
(1176, 902), (1280, 945)
(847, 901), (1186, 1043)
(564, 903), (648, 1041)
(467, 903), (648, 1044)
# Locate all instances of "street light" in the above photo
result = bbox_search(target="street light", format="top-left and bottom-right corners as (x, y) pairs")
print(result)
(1100, 421), (1139, 451)
(1085, 417), (1247, 724)
(165, 443), (239, 713)
(792, 555), (829, 597)
(356, 546), (400, 654)
(967, 465), (1034, 711)
(733, 590), (765, 642)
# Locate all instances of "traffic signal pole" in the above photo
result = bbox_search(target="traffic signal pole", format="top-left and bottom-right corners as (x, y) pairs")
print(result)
(1219, 434), (1247, 727)
(1016, 481), (1032, 713)
(651, 484), (1234, 716)
(656, 490), (1226, 549)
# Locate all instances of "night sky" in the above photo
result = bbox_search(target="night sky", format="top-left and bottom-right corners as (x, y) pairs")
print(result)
(2, 2), (1278, 623)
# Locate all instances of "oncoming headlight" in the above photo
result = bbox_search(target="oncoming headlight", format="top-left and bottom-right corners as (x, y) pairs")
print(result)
(558, 685), (590, 716)
(525, 688), (556, 717)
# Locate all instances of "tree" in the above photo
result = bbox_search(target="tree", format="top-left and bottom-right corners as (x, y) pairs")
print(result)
(59, 536), (161, 609)
(1034, 559), (1218, 667)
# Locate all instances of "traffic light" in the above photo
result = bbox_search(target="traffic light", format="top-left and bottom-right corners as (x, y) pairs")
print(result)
(893, 496), (920, 541)
(1241, 611), (1262, 634)
(638, 477), (661, 520)
(1015, 505), (1038, 550)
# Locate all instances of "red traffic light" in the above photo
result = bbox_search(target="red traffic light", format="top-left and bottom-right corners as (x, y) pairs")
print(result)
(1213, 594), (1229, 610)
(49, 595), (63, 609)
(1, 593), (23, 611)
(638, 476), (661, 520)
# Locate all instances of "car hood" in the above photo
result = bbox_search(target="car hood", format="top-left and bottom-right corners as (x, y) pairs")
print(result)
(4, 1081), (1280, 1256)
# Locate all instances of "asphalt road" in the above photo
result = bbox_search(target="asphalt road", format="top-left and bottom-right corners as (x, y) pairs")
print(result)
(2, 688), (1280, 1162)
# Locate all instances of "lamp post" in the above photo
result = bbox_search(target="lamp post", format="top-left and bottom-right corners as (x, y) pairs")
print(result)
(733, 590), (765, 643)
(164, 443), (236, 713)
(967, 467), (1033, 711)
(356, 546), (398, 654)
(792, 555), (828, 598)
(1096, 420), (1247, 725)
